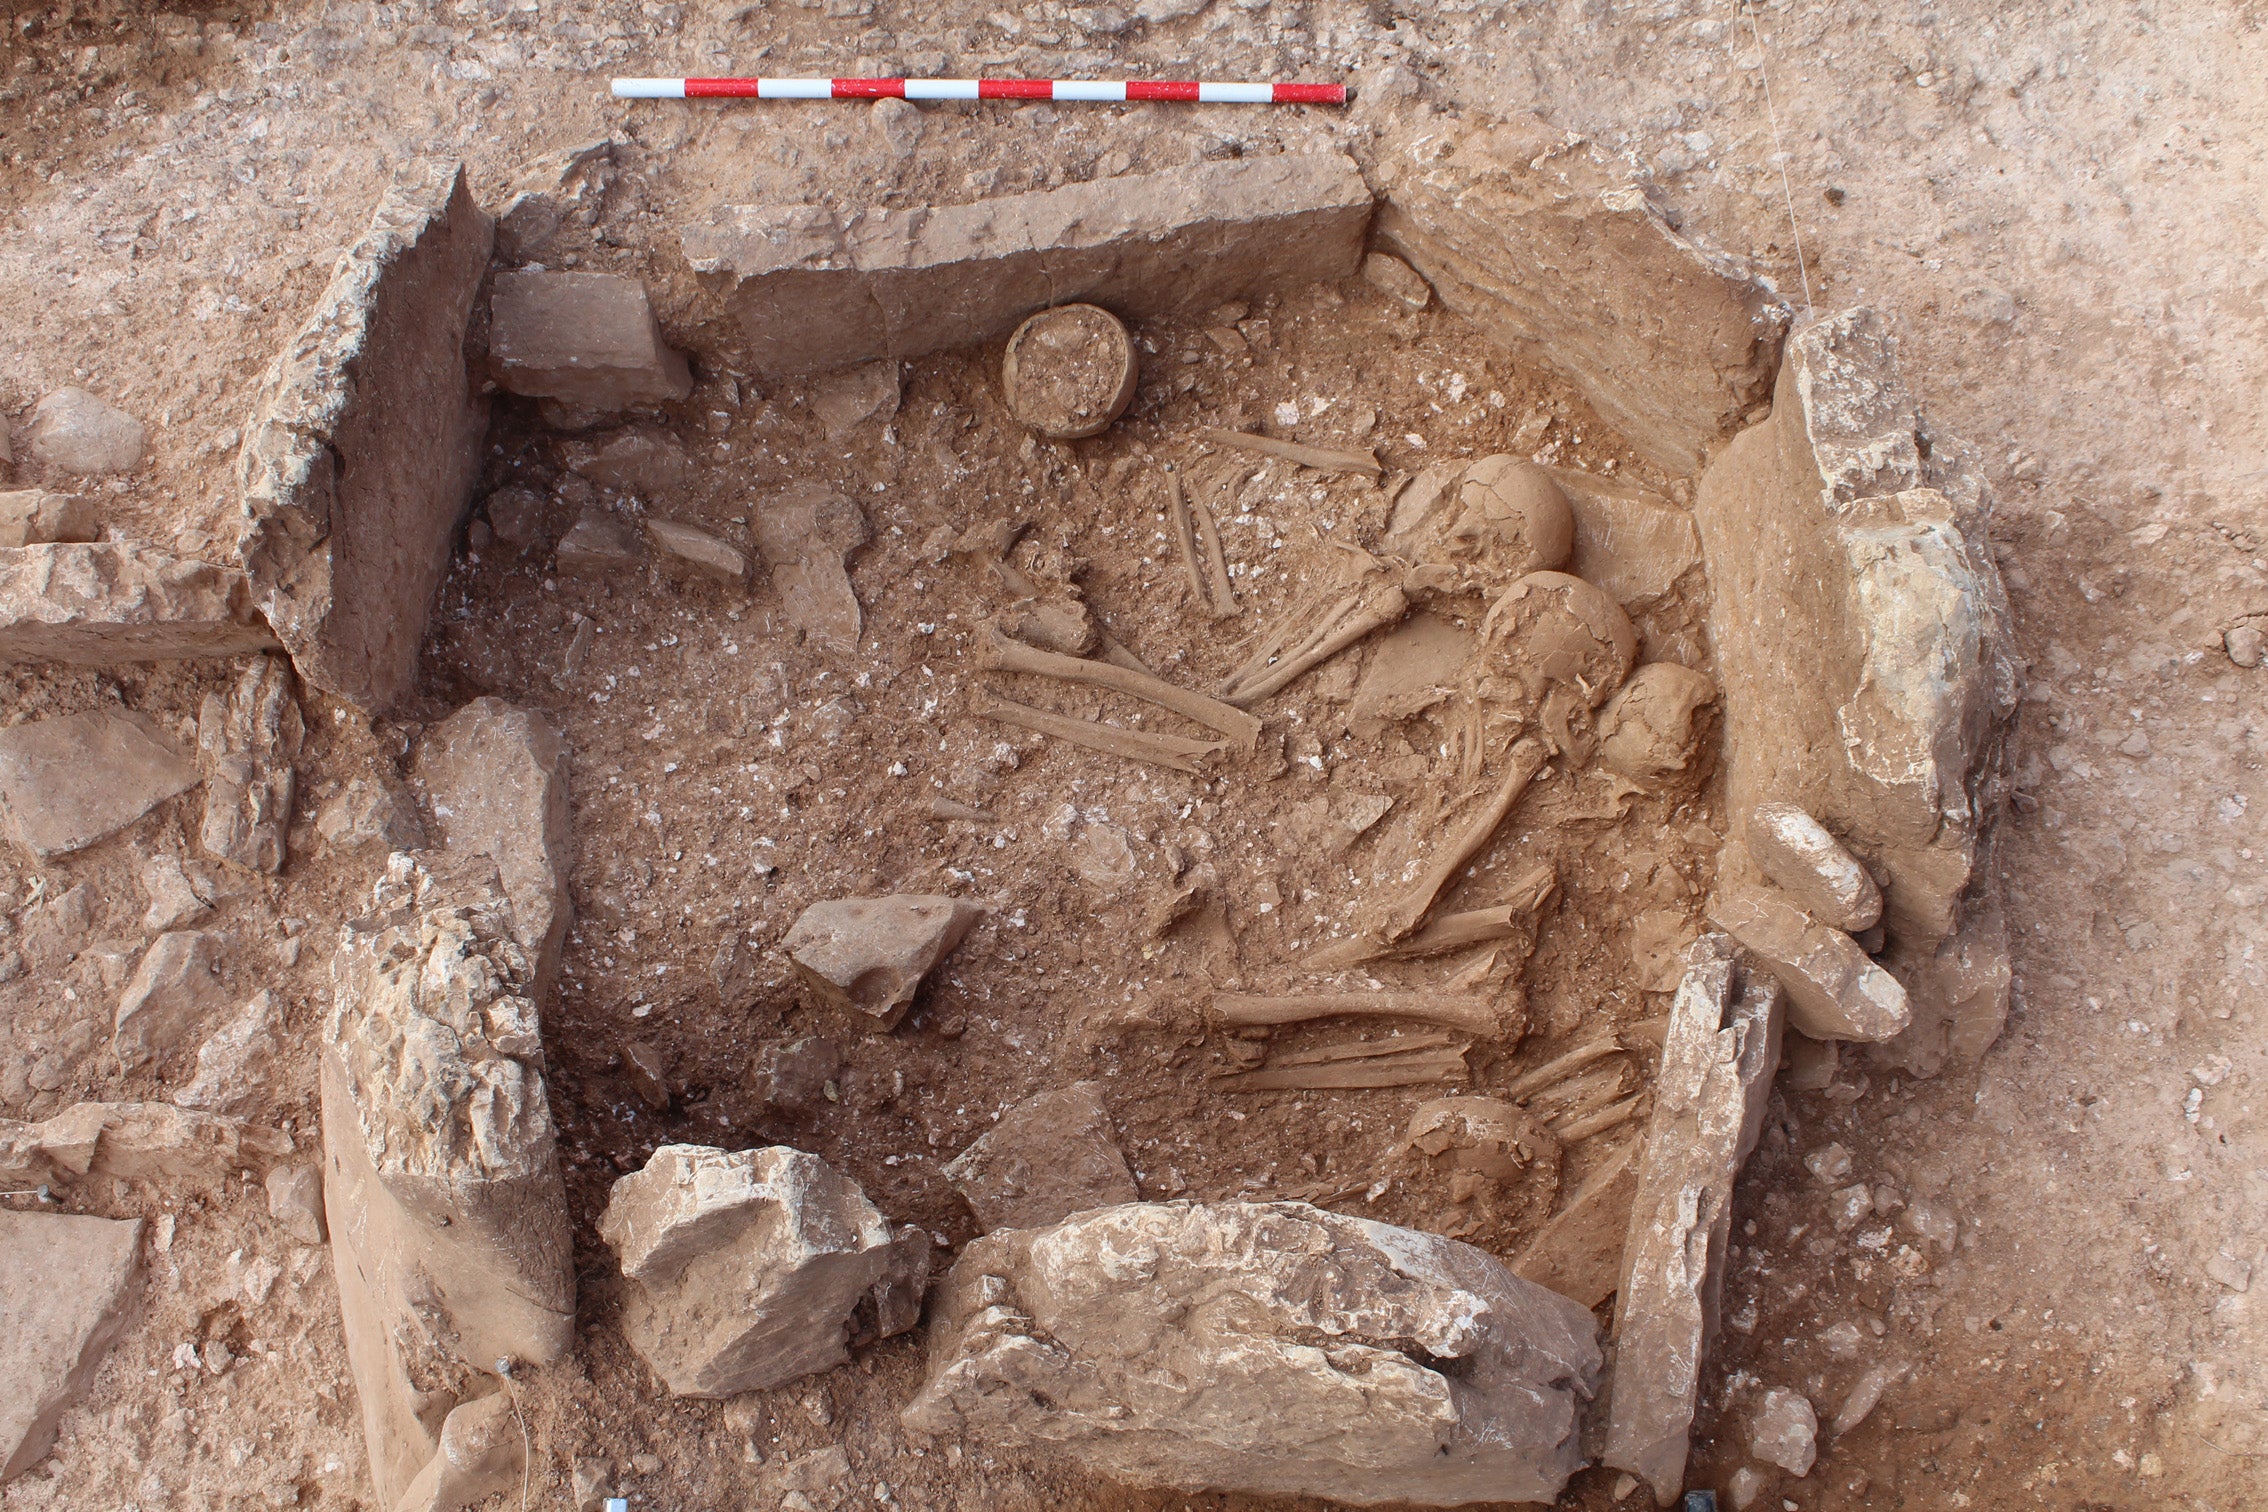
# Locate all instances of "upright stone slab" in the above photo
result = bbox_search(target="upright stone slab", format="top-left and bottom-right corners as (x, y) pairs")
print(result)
(682, 152), (1374, 375)
(1373, 113), (1788, 475)
(0, 1211), (141, 1483)
(1693, 308), (2021, 1074)
(0, 542), (276, 666)
(323, 854), (573, 1508)
(1605, 936), (1783, 1505)
(489, 272), (693, 410)
(237, 159), (494, 711)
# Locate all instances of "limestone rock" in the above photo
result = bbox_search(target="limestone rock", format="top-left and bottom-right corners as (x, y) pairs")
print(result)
(315, 775), (426, 851)
(683, 153), (1372, 375)
(391, 1391), (527, 1512)
(1362, 251), (1432, 309)
(1750, 1388), (1818, 1477)
(238, 158), (494, 711)
(943, 1082), (1138, 1232)
(113, 929), (230, 1071)
(494, 138), (617, 262)
(647, 518), (749, 584)
(197, 652), (302, 873)
(578, 432), (690, 496)
(1512, 1137), (1641, 1309)
(23, 388), (146, 476)
(554, 505), (642, 577)
(16, 883), (95, 970)
(1373, 115), (1787, 474)
(413, 698), (574, 997)
(1597, 662), (1720, 786)
(0, 709), (199, 858)
(0, 1101), (291, 1189)
(0, 491), (98, 548)
(1605, 936), (1784, 1505)
(172, 990), (281, 1114)
(599, 1143), (929, 1398)
(754, 485), (868, 654)
(0, 1211), (141, 1482)
(810, 361), (902, 441)
(1693, 308), (2019, 1074)
(1746, 802), (1882, 932)
(139, 854), (212, 933)
(267, 1162), (327, 1244)
(323, 853), (573, 1507)
(490, 271), (692, 410)
(481, 485), (547, 550)
(782, 894), (984, 1029)
(1708, 881), (1907, 1042)
(0, 542), (277, 665)
(1551, 469), (1703, 607)
(904, 1200), (1601, 1506)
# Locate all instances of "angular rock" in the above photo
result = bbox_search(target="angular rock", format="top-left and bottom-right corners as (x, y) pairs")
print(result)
(905, 1200), (1601, 1506)
(267, 1162), (328, 1244)
(554, 505), (642, 577)
(315, 775), (426, 851)
(113, 929), (230, 1071)
(323, 854), (573, 1507)
(1746, 801), (1882, 932)
(197, 652), (301, 873)
(754, 485), (867, 653)
(810, 361), (902, 441)
(752, 1036), (844, 1115)
(782, 894), (983, 1029)
(942, 1082), (1139, 1232)
(1597, 662), (1720, 786)
(1362, 251), (1432, 309)
(1693, 308), (2020, 1074)
(1373, 115), (1787, 473)
(16, 883), (94, 970)
(489, 271), (693, 410)
(238, 158), (494, 711)
(1708, 881), (1908, 1042)
(481, 485), (548, 550)
(647, 518), (749, 584)
(683, 153), (1373, 375)
(0, 709), (199, 858)
(1512, 1136), (1641, 1309)
(413, 698), (574, 998)
(0, 491), (98, 548)
(139, 854), (212, 933)
(23, 388), (146, 476)
(390, 1391), (527, 1512)
(1750, 1388), (1818, 1477)
(494, 138), (617, 262)
(0, 542), (277, 665)
(1605, 936), (1784, 1505)
(599, 1143), (929, 1398)
(0, 1211), (141, 1483)
(577, 431), (690, 496)
(172, 990), (281, 1114)
(0, 1101), (291, 1189)
(1550, 469), (1703, 607)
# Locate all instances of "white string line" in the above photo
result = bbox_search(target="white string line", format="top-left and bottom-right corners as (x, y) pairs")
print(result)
(1735, 0), (1816, 320)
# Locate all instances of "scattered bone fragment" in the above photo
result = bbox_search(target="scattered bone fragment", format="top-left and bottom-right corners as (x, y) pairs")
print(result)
(1750, 1388), (1819, 1477)
(113, 930), (230, 1072)
(554, 504), (642, 577)
(1396, 1095), (1562, 1229)
(973, 692), (1227, 775)
(0, 709), (199, 858)
(323, 854), (574, 1507)
(390, 1391), (527, 1512)
(599, 1143), (928, 1397)
(0, 1101), (291, 1189)
(979, 626), (1262, 749)
(943, 1082), (1138, 1232)
(755, 484), (869, 654)
(0, 541), (279, 665)
(1552, 1094), (1646, 1143)
(1377, 735), (1552, 942)
(196, 652), (301, 873)
(1485, 570), (1638, 702)
(1597, 662), (1719, 785)
(1708, 881), (1910, 1042)
(782, 895), (984, 1029)
(1309, 862), (1556, 968)
(1222, 1041), (1470, 1091)
(0, 490), (97, 548)
(0, 1210), (141, 1483)
(23, 387), (146, 476)
(646, 517), (749, 584)
(266, 1163), (327, 1245)
(810, 360), (902, 440)
(1362, 250), (1433, 309)
(1002, 304), (1138, 439)
(172, 990), (281, 1114)
(1605, 935), (1784, 1505)
(1746, 802), (1883, 932)
(1198, 425), (1381, 476)
(1513, 1136), (1641, 1307)
(490, 270), (692, 409)
(927, 796), (996, 823)
(903, 1200), (1602, 1505)
(1212, 990), (1506, 1037)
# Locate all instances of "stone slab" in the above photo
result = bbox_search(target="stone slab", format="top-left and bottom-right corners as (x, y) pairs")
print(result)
(0, 543), (278, 666)
(0, 709), (199, 858)
(489, 271), (692, 410)
(0, 1211), (141, 1483)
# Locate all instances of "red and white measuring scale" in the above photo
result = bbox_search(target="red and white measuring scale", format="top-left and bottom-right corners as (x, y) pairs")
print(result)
(612, 77), (1347, 104)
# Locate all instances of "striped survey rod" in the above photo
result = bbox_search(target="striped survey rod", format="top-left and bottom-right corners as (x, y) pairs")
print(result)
(612, 76), (1348, 104)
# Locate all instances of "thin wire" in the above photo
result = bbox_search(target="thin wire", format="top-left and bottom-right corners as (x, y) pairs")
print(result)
(1736, 0), (1815, 321)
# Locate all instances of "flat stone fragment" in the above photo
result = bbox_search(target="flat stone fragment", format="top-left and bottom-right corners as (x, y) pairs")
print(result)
(646, 518), (749, 583)
(683, 152), (1373, 375)
(1550, 469), (1704, 606)
(782, 894), (984, 1028)
(0, 491), (98, 548)
(113, 929), (231, 1071)
(0, 1101), (291, 1189)
(323, 854), (573, 1508)
(197, 653), (301, 873)
(754, 485), (868, 654)
(266, 1163), (327, 1244)
(23, 388), (146, 476)
(1750, 1388), (1818, 1477)
(1708, 880), (1909, 1043)
(554, 505), (642, 577)
(0, 542), (278, 665)
(1746, 801), (1882, 931)
(1512, 1137), (1641, 1309)
(238, 158), (494, 711)
(1362, 251), (1433, 309)
(1373, 115), (1786, 474)
(172, 990), (281, 1114)
(599, 1143), (929, 1398)
(490, 271), (693, 410)
(1606, 935), (1784, 1506)
(413, 698), (575, 997)
(494, 138), (617, 261)
(0, 709), (199, 858)
(0, 1211), (142, 1483)
(140, 854), (211, 932)
(905, 1200), (1602, 1507)
(942, 1082), (1139, 1232)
